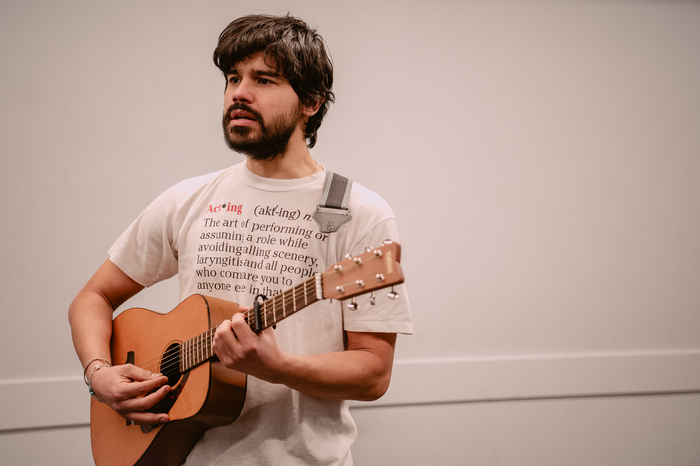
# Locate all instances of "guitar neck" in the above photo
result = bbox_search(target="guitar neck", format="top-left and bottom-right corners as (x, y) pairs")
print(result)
(247, 274), (321, 333)
(178, 241), (404, 374)
(179, 275), (320, 372)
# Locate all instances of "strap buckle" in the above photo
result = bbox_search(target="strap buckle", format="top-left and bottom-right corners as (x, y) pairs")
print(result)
(313, 206), (352, 233)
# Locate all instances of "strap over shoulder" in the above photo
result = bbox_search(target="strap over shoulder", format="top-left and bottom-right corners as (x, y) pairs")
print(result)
(313, 171), (353, 234)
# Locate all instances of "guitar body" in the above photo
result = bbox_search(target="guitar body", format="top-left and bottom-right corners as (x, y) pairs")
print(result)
(90, 294), (247, 466)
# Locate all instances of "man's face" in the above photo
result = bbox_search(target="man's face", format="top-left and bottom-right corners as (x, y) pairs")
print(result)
(222, 52), (304, 160)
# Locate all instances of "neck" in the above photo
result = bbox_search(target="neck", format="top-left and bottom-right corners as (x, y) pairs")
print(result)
(246, 132), (319, 179)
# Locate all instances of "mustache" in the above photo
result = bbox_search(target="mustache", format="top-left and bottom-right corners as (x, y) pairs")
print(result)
(224, 102), (263, 124)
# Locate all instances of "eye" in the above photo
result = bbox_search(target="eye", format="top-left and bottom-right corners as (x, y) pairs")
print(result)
(228, 76), (241, 84)
(258, 78), (273, 85)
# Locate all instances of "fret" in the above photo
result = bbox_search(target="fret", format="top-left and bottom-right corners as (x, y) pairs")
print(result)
(179, 341), (184, 372)
(205, 330), (210, 360)
(187, 338), (192, 369)
(192, 335), (196, 367)
(210, 329), (214, 357)
(166, 265), (350, 374)
(195, 334), (199, 366)
(189, 338), (193, 370)
(190, 336), (194, 368)
(183, 339), (188, 371)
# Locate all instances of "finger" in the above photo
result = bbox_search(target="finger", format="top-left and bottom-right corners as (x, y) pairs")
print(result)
(215, 319), (237, 345)
(121, 363), (166, 382)
(114, 372), (170, 401)
(121, 409), (169, 426)
(230, 312), (246, 324)
(230, 313), (256, 341)
(116, 383), (171, 414)
(125, 412), (169, 426)
(130, 377), (170, 399)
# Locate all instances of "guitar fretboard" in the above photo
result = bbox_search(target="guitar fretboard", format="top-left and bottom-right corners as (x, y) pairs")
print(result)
(179, 276), (320, 372)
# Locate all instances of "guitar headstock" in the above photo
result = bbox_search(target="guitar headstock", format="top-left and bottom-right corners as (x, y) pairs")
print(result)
(321, 240), (404, 301)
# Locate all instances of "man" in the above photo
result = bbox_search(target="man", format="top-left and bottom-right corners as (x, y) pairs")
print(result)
(69, 14), (412, 465)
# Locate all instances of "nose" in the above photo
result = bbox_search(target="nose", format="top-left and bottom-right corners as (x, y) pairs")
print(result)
(229, 78), (254, 103)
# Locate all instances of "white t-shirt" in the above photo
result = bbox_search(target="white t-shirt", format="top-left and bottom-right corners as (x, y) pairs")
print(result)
(109, 162), (413, 465)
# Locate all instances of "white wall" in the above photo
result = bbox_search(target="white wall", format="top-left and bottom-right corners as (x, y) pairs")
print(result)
(1, 0), (699, 464)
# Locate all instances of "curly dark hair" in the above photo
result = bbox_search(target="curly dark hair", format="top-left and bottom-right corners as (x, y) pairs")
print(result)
(213, 14), (335, 148)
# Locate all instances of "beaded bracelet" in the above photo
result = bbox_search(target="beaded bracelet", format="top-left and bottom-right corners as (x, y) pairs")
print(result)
(86, 361), (112, 403)
(83, 358), (112, 385)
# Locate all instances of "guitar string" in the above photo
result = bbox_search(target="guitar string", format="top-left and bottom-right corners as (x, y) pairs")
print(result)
(130, 280), (310, 372)
(132, 256), (378, 375)
(128, 253), (384, 375)
(134, 283), (318, 375)
(133, 254), (381, 375)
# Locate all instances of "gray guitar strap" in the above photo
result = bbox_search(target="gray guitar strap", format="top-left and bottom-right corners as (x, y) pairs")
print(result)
(313, 171), (353, 234)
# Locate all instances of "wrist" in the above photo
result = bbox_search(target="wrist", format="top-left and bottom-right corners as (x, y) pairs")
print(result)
(269, 352), (301, 386)
(85, 359), (112, 403)
(83, 358), (112, 384)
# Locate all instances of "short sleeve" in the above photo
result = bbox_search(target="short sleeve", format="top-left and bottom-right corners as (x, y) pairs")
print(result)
(108, 185), (180, 287)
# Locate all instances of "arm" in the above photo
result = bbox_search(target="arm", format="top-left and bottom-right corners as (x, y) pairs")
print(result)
(68, 259), (172, 424)
(212, 313), (397, 401)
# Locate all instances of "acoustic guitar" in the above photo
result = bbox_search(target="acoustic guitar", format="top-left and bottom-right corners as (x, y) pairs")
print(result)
(90, 241), (405, 466)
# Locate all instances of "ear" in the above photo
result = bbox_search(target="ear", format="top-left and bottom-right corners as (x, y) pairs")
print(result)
(302, 96), (325, 118)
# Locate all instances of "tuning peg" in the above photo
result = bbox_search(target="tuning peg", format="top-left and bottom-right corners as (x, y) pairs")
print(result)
(345, 253), (352, 260)
(387, 287), (399, 300)
(369, 293), (376, 305)
(347, 298), (358, 311)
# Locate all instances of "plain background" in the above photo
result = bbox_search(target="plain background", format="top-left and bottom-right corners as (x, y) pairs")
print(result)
(1, 0), (699, 464)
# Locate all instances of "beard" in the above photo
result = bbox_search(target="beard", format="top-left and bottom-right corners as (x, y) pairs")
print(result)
(222, 102), (301, 161)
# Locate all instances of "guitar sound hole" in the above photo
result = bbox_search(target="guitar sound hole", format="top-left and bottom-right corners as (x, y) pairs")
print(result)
(161, 342), (182, 387)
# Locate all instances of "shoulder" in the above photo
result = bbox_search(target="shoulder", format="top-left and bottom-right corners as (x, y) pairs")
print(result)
(347, 180), (395, 226)
(146, 164), (245, 212)
(170, 163), (243, 198)
(331, 178), (400, 256)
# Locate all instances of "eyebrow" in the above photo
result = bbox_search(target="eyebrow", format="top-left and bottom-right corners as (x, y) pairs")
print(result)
(228, 68), (282, 79)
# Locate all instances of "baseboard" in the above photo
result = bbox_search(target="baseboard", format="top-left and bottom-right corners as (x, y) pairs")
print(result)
(353, 349), (700, 408)
(2, 349), (700, 431)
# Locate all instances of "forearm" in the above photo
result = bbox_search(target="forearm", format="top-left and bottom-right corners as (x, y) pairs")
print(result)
(274, 342), (395, 401)
(68, 259), (144, 369)
(213, 319), (398, 402)
(68, 260), (172, 424)
(68, 288), (115, 368)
